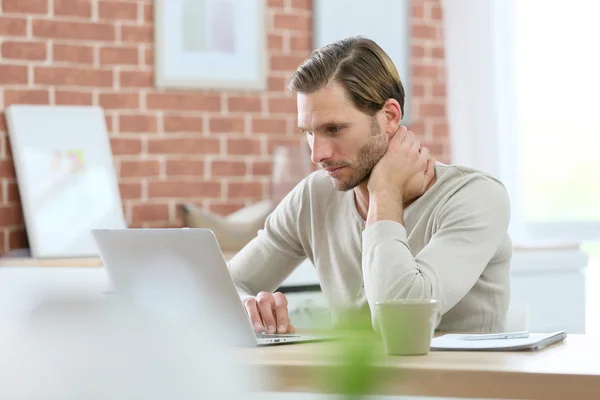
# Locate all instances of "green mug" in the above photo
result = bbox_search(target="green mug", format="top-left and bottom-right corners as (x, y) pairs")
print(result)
(374, 299), (440, 356)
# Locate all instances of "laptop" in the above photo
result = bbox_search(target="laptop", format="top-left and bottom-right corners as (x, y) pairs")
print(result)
(90, 228), (332, 347)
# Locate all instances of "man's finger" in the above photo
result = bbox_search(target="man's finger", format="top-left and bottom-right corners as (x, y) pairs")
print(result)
(419, 146), (430, 168)
(256, 292), (277, 334)
(244, 298), (264, 332)
(273, 292), (291, 333)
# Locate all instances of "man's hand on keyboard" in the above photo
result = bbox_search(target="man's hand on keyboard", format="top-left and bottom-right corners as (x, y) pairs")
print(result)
(244, 291), (295, 334)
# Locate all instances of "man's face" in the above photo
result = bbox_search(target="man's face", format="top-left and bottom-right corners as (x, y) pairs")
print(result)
(297, 82), (389, 191)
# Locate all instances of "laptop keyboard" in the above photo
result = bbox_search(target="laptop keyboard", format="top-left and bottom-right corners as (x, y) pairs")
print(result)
(256, 332), (301, 338)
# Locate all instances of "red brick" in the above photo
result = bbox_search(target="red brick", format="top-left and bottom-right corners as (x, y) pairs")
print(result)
(131, 203), (170, 222)
(53, 43), (94, 64)
(100, 46), (139, 66)
(412, 4), (425, 19)
(208, 202), (246, 217)
(267, 138), (304, 153)
(0, 17), (27, 36)
(120, 160), (160, 178)
(5, 181), (20, 202)
(418, 103), (446, 118)
(110, 138), (142, 155)
(98, 1), (138, 20)
(227, 182), (263, 199)
(0, 205), (23, 226)
(412, 44), (426, 58)
(1, 41), (46, 61)
(413, 83), (426, 97)
(144, 48), (154, 67)
(0, 160), (16, 178)
(33, 20), (115, 41)
(273, 13), (311, 31)
(0, 65), (27, 84)
(119, 182), (142, 199)
(271, 55), (307, 71)
(165, 159), (204, 177)
(268, 34), (284, 51)
(268, 0), (285, 7)
(35, 66), (113, 87)
(104, 115), (114, 132)
(148, 181), (221, 199)
(144, 4), (153, 23)
(99, 93), (139, 109)
(3, 0), (47, 14)
(227, 138), (261, 155)
(54, 0), (92, 17)
(432, 122), (449, 137)
(147, 93), (221, 112)
(55, 90), (93, 105)
(164, 116), (203, 133)
(120, 70), (153, 87)
(8, 228), (28, 250)
(431, 45), (445, 59)
(4, 90), (49, 107)
(119, 114), (157, 132)
(412, 24), (437, 40)
(211, 160), (246, 177)
(227, 96), (261, 113)
(268, 76), (287, 92)
(290, 34), (311, 52)
(268, 98), (296, 114)
(121, 25), (152, 43)
(252, 118), (287, 134)
(431, 4), (443, 20)
(209, 117), (244, 133)
(433, 83), (446, 97)
(413, 64), (439, 79)
(148, 138), (220, 155)
(251, 161), (272, 177)
(291, 0), (311, 9)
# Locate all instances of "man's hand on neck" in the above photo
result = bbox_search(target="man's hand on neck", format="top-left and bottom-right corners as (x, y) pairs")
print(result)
(362, 126), (436, 227)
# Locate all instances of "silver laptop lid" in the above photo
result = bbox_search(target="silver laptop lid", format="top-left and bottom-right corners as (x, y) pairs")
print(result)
(91, 228), (257, 347)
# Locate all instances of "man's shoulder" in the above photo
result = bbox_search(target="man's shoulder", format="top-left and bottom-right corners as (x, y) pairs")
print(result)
(435, 162), (508, 193)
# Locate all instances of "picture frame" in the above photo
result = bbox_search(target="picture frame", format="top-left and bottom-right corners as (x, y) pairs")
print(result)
(5, 105), (127, 258)
(154, 0), (267, 91)
(312, 0), (412, 124)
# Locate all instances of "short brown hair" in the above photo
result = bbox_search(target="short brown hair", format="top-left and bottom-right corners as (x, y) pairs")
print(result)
(288, 36), (405, 118)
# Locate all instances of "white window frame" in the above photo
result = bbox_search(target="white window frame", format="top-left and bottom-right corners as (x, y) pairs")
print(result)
(442, 0), (600, 245)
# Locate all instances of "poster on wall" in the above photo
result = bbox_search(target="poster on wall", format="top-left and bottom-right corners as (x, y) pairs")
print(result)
(154, 0), (266, 90)
(312, 0), (412, 123)
(5, 105), (127, 258)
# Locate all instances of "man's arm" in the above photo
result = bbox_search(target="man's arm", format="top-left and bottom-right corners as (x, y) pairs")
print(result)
(362, 178), (511, 324)
(227, 182), (307, 301)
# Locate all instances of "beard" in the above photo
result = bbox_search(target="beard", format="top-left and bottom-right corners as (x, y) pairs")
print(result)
(325, 117), (388, 191)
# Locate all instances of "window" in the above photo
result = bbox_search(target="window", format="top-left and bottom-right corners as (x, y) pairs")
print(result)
(514, 0), (600, 243)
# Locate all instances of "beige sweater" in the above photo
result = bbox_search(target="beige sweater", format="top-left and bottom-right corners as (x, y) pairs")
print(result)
(228, 163), (513, 333)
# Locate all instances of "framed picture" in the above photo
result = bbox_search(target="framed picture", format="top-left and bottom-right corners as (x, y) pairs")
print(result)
(154, 0), (267, 90)
(312, 0), (412, 123)
(5, 105), (127, 258)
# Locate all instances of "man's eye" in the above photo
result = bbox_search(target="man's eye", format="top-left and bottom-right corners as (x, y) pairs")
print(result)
(328, 126), (340, 133)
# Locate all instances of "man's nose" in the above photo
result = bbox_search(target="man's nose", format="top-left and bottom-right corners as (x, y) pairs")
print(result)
(310, 136), (333, 164)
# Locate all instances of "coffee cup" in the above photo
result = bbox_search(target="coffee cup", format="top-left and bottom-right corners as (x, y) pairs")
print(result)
(373, 299), (439, 356)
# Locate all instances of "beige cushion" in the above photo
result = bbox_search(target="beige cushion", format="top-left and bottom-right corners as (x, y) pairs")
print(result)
(180, 200), (274, 252)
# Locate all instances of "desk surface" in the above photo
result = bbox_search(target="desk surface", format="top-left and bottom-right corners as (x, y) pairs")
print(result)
(238, 334), (600, 399)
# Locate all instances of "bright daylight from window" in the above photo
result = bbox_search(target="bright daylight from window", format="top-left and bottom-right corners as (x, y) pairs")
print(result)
(515, 0), (600, 225)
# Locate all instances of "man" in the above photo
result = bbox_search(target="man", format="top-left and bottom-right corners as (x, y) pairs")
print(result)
(228, 36), (512, 334)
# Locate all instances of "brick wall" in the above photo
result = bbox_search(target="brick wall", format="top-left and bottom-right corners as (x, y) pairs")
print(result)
(0, 0), (448, 255)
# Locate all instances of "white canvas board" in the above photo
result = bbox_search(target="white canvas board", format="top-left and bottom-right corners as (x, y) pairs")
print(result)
(5, 105), (127, 258)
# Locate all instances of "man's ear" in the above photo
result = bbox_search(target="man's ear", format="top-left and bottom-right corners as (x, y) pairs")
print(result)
(381, 99), (402, 136)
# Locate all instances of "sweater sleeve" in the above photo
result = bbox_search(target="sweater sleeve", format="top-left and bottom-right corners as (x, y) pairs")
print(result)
(361, 177), (511, 328)
(227, 180), (307, 301)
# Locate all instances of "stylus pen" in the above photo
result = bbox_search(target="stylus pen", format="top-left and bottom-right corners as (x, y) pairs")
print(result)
(461, 331), (530, 341)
